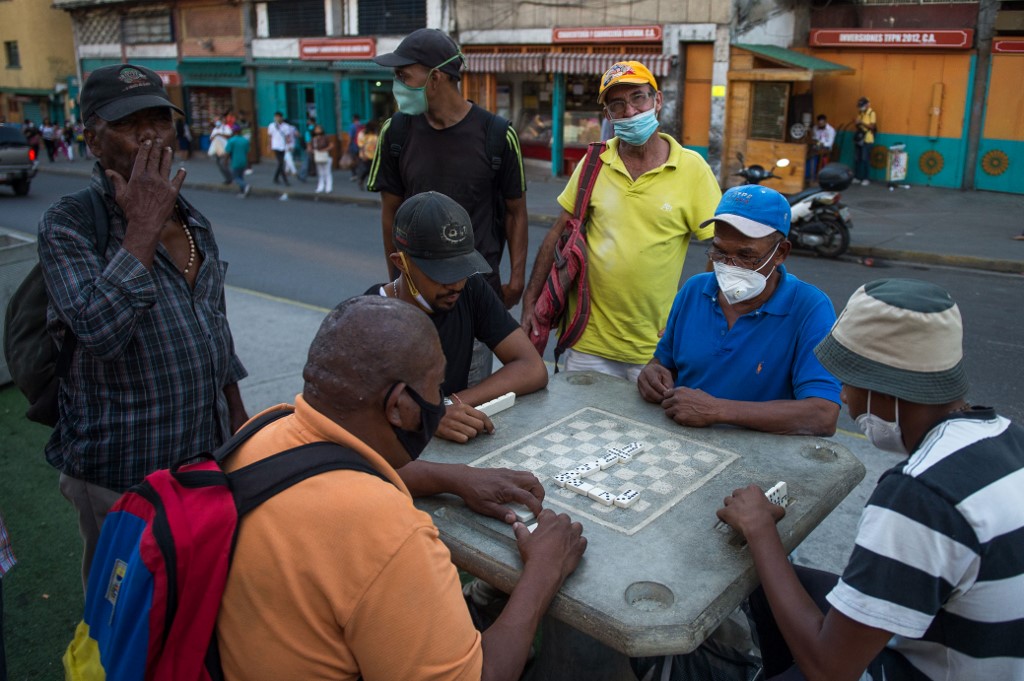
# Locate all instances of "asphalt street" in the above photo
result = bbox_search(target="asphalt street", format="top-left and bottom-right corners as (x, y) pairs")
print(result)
(5, 171), (1021, 429)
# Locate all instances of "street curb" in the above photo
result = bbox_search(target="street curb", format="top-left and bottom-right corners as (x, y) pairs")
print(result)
(846, 245), (1023, 275)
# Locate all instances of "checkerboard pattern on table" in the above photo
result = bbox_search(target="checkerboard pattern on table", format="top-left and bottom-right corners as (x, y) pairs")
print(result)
(469, 407), (739, 535)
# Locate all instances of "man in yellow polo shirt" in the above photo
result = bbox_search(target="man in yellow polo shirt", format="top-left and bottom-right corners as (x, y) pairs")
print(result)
(521, 61), (720, 381)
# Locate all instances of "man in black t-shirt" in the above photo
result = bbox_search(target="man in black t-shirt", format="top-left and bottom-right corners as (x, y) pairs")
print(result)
(370, 191), (547, 443)
(367, 28), (528, 309)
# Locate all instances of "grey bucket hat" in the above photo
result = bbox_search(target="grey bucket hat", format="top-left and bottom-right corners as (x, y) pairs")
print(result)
(814, 278), (968, 404)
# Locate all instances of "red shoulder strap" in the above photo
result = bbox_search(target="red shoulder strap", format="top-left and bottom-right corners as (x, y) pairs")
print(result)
(571, 142), (606, 221)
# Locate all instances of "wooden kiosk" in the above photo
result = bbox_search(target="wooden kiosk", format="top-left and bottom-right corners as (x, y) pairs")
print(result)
(724, 44), (852, 193)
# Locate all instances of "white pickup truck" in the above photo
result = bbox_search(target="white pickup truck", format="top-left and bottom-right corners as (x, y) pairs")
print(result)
(0, 124), (39, 196)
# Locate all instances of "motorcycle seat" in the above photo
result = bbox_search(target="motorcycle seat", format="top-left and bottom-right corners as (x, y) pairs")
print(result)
(786, 187), (823, 205)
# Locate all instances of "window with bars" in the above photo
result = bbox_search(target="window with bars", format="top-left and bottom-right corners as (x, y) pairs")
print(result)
(4, 40), (19, 68)
(358, 0), (425, 35)
(122, 11), (174, 44)
(267, 0), (326, 38)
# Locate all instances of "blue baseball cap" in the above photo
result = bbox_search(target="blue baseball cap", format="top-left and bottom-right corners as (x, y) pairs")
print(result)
(700, 185), (791, 238)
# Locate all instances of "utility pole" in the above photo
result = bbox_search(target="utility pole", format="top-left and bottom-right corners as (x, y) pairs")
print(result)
(963, 0), (999, 191)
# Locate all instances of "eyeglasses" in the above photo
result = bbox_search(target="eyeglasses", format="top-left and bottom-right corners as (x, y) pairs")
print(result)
(604, 90), (655, 116)
(706, 243), (780, 269)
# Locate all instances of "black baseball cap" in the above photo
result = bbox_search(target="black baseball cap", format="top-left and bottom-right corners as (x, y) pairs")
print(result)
(80, 64), (183, 123)
(373, 29), (464, 80)
(393, 192), (491, 284)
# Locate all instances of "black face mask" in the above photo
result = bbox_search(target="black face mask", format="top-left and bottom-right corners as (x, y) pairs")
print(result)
(384, 382), (446, 461)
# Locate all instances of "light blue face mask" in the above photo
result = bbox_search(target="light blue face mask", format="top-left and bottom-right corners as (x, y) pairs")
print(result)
(612, 108), (660, 147)
(392, 53), (463, 116)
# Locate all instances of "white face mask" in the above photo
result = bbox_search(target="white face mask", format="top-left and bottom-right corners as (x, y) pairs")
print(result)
(856, 391), (907, 454)
(713, 242), (779, 304)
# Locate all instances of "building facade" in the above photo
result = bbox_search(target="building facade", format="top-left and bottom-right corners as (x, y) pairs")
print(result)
(0, 0), (77, 126)
(52, 0), (1023, 194)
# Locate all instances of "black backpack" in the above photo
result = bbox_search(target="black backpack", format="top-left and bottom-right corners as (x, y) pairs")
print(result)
(4, 187), (109, 425)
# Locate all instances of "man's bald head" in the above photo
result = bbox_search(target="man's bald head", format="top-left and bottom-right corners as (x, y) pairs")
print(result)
(303, 296), (442, 414)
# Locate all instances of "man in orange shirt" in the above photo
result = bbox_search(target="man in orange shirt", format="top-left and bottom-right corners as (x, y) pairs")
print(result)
(217, 296), (587, 681)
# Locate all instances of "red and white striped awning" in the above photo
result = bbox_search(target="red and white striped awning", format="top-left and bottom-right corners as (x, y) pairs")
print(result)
(464, 52), (673, 76)
(464, 53), (546, 73)
(545, 53), (674, 77)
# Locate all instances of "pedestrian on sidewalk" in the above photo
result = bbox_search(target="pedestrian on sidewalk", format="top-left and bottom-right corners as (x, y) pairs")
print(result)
(268, 112), (290, 186)
(309, 125), (334, 193)
(356, 120), (378, 190)
(283, 118), (300, 180)
(0, 510), (14, 681)
(853, 97), (877, 185)
(209, 116), (234, 184)
(347, 113), (363, 181)
(175, 118), (192, 160)
(41, 118), (58, 162)
(225, 127), (251, 197)
(806, 114), (835, 181)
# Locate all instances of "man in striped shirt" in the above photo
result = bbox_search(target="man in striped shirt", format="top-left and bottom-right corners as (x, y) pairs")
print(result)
(717, 279), (1023, 680)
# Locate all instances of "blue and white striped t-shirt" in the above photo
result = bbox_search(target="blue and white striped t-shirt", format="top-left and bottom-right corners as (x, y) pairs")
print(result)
(828, 407), (1024, 680)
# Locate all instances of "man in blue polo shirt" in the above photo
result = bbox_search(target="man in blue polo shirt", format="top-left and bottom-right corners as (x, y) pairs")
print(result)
(637, 185), (840, 436)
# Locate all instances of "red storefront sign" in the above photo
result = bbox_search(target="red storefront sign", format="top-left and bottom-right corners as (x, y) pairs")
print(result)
(993, 39), (1024, 54)
(553, 25), (662, 44)
(156, 71), (181, 87)
(809, 29), (974, 50)
(299, 38), (376, 60)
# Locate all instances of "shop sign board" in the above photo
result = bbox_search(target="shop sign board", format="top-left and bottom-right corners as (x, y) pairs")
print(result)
(993, 39), (1024, 54)
(299, 38), (376, 61)
(553, 25), (662, 43)
(809, 29), (973, 49)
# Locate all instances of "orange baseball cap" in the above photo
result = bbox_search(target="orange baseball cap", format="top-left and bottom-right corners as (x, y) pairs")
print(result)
(598, 61), (658, 103)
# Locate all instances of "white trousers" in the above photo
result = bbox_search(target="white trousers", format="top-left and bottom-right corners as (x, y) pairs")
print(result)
(316, 163), (333, 192)
(563, 348), (645, 384)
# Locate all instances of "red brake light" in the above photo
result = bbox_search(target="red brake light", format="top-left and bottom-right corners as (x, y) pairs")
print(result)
(28, 148), (36, 161)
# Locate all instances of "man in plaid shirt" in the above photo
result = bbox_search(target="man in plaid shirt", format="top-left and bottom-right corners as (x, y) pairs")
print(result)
(38, 64), (248, 590)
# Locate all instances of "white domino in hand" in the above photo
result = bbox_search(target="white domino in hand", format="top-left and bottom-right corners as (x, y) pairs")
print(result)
(765, 481), (788, 507)
(613, 489), (640, 508)
(507, 503), (536, 524)
(475, 391), (515, 417)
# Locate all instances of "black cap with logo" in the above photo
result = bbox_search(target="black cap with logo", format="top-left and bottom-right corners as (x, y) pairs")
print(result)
(373, 29), (464, 80)
(80, 64), (184, 123)
(393, 192), (491, 284)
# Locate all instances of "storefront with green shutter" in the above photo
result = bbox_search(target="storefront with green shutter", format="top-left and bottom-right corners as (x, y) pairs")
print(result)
(178, 58), (254, 158)
(253, 61), (338, 158)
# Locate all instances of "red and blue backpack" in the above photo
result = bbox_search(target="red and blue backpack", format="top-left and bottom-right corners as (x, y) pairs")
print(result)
(64, 408), (388, 680)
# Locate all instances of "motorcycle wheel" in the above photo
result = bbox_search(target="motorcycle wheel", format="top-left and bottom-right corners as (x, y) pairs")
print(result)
(813, 212), (850, 258)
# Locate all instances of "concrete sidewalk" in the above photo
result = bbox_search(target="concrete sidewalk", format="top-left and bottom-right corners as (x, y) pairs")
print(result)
(39, 152), (1024, 274)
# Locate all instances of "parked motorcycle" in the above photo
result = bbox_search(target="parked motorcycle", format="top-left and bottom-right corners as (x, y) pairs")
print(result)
(733, 153), (853, 258)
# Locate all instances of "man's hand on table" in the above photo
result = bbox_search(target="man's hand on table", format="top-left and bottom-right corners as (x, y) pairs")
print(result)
(638, 360), (674, 403)
(453, 466), (545, 524)
(717, 484), (786, 541)
(662, 387), (723, 427)
(436, 404), (495, 443)
(513, 509), (587, 582)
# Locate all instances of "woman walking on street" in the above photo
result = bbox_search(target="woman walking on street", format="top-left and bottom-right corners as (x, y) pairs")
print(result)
(309, 125), (335, 193)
